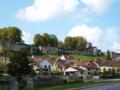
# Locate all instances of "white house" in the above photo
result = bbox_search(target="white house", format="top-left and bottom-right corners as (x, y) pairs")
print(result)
(32, 57), (54, 77)
(64, 66), (88, 79)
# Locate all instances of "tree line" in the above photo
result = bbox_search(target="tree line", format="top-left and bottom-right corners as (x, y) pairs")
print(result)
(0, 26), (88, 51)
(34, 34), (87, 51)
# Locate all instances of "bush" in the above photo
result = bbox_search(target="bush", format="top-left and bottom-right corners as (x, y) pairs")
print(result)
(51, 71), (63, 75)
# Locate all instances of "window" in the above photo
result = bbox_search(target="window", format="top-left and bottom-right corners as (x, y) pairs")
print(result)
(44, 65), (47, 68)
(48, 65), (51, 68)
(80, 76), (83, 79)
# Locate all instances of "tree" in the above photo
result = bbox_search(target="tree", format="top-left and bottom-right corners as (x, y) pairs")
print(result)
(75, 36), (87, 51)
(42, 33), (50, 47)
(0, 26), (22, 43)
(0, 28), (8, 41)
(111, 68), (116, 78)
(7, 27), (22, 43)
(33, 34), (43, 47)
(64, 36), (76, 50)
(101, 68), (108, 79)
(106, 50), (112, 60)
(49, 34), (58, 47)
(7, 49), (34, 78)
(57, 41), (64, 49)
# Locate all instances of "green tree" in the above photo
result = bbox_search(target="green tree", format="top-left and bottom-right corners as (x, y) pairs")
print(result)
(111, 68), (116, 78)
(0, 62), (8, 74)
(42, 33), (50, 47)
(57, 41), (64, 49)
(0, 26), (22, 43)
(49, 34), (58, 47)
(7, 27), (22, 43)
(33, 34), (43, 47)
(101, 68), (108, 79)
(7, 49), (34, 78)
(0, 28), (8, 41)
(106, 50), (112, 60)
(75, 36), (87, 51)
(64, 36), (76, 50)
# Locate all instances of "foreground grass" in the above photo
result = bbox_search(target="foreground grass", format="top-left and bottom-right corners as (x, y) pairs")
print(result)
(34, 80), (119, 90)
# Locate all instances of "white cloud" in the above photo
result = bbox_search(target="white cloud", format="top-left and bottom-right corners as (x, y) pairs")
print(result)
(112, 42), (120, 53)
(68, 24), (120, 52)
(22, 31), (32, 43)
(68, 24), (102, 46)
(106, 28), (119, 42)
(80, 0), (113, 14)
(16, 0), (115, 22)
(16, 0), (79, 22)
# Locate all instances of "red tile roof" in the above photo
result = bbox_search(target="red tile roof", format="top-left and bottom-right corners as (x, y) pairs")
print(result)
(32, 56), (54, 65)
(97, 60), (120, 68)
(73, 60), (99, 69)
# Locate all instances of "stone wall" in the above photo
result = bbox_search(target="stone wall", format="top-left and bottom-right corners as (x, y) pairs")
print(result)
(41, 47), (101, 56)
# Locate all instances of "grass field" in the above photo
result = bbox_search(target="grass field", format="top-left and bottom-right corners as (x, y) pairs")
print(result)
(43, 54), (106, 61)
(72, 54), (106, 61)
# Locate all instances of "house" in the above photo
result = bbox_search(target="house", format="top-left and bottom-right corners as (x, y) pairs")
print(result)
(56, 60), (70, 72)
(72, 60), (99, 79)
(111, 51), (120, 60)
(55, 55), (75, 72)
(64, 66), (87, 79)
(96, 60), (120, 73)
(32, 56), (54, 77)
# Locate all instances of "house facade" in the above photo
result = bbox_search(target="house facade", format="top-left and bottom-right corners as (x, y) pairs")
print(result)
(97, 60), (120, 73)
(32, 56), (54, 77)
(65, 60), (100, 79)
(64, 66), (87, 79)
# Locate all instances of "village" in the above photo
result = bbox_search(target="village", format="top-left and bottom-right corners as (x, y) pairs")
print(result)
(1, 0), (120, 90)
(0, 38), (120, 90)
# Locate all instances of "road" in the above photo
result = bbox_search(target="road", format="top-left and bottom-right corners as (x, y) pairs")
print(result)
(80, 83), (120, 90)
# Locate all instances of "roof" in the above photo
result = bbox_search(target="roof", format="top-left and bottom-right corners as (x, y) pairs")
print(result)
(72, 67), (85, 71)
(32, 56), (54, 65)
(73, 60), (99, 69)
(60, 55), (65, 60)
(97, 60), (120, 68)
(64, 67), (85, 72)
(56, 60), (70, 68)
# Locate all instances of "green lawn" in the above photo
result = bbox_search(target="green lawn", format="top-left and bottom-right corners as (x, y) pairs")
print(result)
(34, 80), (118, 90)
(43, 54), (106, 61)
(72, 54), (105, 61)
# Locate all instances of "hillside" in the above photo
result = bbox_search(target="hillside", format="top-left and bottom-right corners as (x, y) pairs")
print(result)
(42, 54), (106, 61)
(72, 54), (105, 61)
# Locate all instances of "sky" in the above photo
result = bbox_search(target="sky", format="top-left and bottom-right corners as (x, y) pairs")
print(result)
(0, 0), (120, 53)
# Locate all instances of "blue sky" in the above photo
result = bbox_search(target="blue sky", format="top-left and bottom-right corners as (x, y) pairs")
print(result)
(0, 0), (120, 53)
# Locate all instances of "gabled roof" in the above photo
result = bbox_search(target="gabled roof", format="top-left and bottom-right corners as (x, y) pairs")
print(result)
(56, 60), (70, 68)
(64, 67), (85, 72)
(73, 60), (99, 69)
(60, 55), (65, 60)
(97, 60), (120, 68)
(32, 56), (54, 65)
